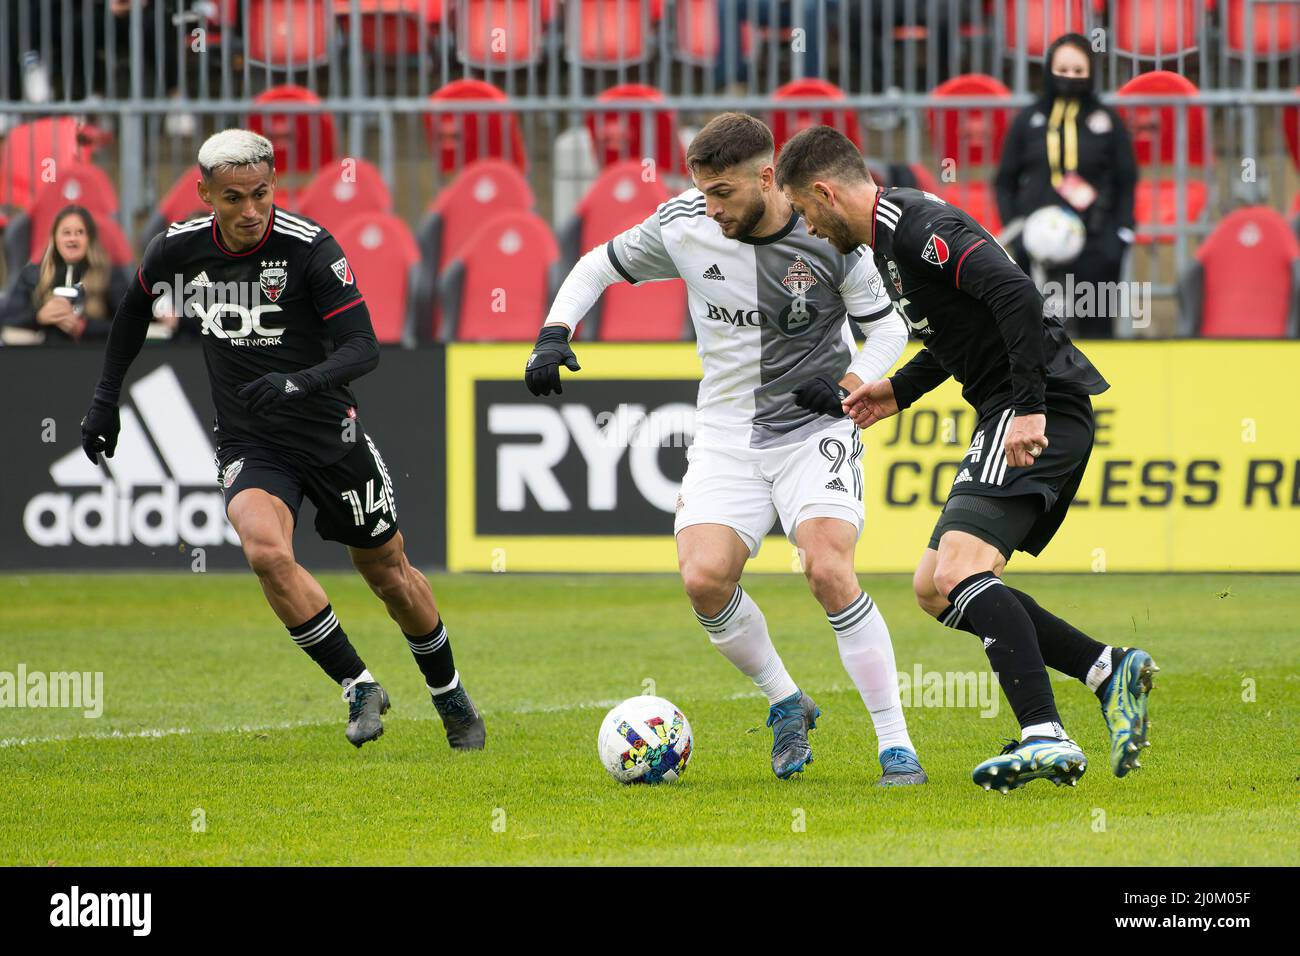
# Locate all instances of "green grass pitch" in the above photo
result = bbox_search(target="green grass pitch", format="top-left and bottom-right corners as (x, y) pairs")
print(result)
(1, 571), (1296, 866)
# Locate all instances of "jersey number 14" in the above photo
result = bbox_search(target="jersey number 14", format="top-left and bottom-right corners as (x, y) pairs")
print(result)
(341, 479), (393, 527)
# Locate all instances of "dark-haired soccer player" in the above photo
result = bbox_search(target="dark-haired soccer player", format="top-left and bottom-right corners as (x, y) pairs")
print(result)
(775, 124), (1157, 792)
(79, 129), (485, 751)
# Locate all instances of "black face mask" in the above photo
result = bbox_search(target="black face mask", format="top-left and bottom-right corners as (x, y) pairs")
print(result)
(1052, 75), (1091, 99)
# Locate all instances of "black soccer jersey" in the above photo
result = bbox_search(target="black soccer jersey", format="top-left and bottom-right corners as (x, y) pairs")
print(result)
(120, 207), (369, 467)
(867, 187), (1108, 417)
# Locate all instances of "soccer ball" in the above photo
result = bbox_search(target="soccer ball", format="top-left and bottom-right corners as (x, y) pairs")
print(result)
(597, 695), (693, 784)
(1023, 204), (1086, 266)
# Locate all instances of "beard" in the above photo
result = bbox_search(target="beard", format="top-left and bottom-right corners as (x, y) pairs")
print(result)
(720, 194), (767, 239)
(821, 210), (858, 253)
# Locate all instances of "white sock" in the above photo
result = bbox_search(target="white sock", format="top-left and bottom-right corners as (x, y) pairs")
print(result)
(1085, 646), (1115, 692)
(828, 592), (913, 755)
(1021, 720), (1070, 741)
(340, 668), (374, 696)
(427, 670), (460, 696)
(698, 585), (799, 705)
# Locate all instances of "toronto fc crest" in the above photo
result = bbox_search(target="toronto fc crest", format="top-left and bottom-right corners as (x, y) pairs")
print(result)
(781, 255), (819, 296)
(259, 260), (288, 302)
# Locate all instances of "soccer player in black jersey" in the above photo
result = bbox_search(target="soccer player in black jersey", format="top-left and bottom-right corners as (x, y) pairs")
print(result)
(776, 125), (1157, 791)
(79, 130), (485, 751)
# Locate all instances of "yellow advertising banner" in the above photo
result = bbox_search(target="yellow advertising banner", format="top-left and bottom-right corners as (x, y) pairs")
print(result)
(447, 342), (1300, 573)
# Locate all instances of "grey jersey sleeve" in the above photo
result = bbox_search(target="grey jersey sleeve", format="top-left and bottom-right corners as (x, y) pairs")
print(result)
(606, 209), (680, 284)
(840, 248), (895, 322)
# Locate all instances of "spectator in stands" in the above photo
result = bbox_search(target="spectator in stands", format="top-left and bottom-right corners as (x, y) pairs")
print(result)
(0, 205), (128, 345)
(714, 1), (840, 90)
(995, 33), (1137, 338)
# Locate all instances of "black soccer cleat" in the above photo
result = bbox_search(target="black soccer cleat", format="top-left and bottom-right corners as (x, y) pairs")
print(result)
(343, 679), (390, 748)
(432, 679), (486, 750)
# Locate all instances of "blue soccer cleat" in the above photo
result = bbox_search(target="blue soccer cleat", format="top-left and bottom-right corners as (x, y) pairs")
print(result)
(878, 746), (928, 787)
(1101, 647), (1158, 778)
(767, 691), (819, 779)
(972, 736), (1087, 792)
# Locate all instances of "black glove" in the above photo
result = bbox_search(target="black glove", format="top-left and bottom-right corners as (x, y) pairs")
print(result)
(238, 372), (306, 415)
(80, 397), (121, 463)
(792, 374), (850, 418)
(524, 325), (581, 396)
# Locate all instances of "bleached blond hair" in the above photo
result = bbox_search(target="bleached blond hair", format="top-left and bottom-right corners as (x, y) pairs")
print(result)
(197, 129), (275, 179)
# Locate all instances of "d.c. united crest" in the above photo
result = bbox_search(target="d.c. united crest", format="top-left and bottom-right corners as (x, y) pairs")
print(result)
(259, 260), (288, 302)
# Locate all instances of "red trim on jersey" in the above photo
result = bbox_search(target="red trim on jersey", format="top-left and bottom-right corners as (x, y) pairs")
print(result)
(954, 239), (987, 288)
(212, 207), (275, 257)
(136, 268), (150, 294)
(322, 296), (364, 321)
(869, 189), (882, 248)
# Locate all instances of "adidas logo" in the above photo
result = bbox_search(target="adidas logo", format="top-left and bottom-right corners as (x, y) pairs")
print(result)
(370, 517), (391, 537)
(23, 365), (239, 549)
(282, 378), (300, 394)
(190, 271), (213, 288)
(983, 636), (996, 648)
(824, 477), (848, 492)
(954, 468), (973, 484)
(702, 264), (725, 280)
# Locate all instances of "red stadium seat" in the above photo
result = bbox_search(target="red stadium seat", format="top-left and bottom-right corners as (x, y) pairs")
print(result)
(297, 158), (393, 235)
(1115, 71), (1208, 243)
(1284, 89), (1300, 171)
(248, 85), (338, 175)
(331, 212), (420, 344)
(245, 0), (332, 69)
(566, 0), (661, 66)
(1180, 206), (1300, 337)
(414, 159), (535, 338)
(586, 84), (685, 176)
(675, 0), (720, 64)
(769, 79), (863, 153)
(1000, 0), (1091, 58)
(439, 210), (559, 341)
(419, 158), (535, 270)
(927, 74), (1011, 167)
(457, 0), (555, 68)
(1221, 0), (1300, 56)
(24, 163), (120, 263)
(333, 0), (444, 57)
(425, 79), (527, 175)
(0, 118), (88, 210)
(1110, 0), (1201, 59)
(561, 161), (687, 341)
(940, 182), (1003, 235)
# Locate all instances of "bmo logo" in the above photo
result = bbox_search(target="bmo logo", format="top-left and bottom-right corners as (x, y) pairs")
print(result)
(193, 302), (286, 343)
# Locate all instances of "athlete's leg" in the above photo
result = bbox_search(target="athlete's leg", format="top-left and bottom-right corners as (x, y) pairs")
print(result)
(227, 488), (383, 746)
(797, 516), (917, 766)
(349, 528), (484, 750)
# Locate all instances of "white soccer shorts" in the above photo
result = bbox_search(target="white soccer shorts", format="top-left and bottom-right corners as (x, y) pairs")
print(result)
(673, 419), (865, 557)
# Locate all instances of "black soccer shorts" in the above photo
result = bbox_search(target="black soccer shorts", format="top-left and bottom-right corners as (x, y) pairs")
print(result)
(927, 392), (1095, 559)
(216, 433), (400, 550)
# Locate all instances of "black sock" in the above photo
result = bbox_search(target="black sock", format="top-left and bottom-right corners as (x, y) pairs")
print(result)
(943, 590), (1109, 687)
(948, 572), (1061, 732)
(1003, 587), (1108, 686)
(288, 604), (366, 685)
(405, 618), (456, 692)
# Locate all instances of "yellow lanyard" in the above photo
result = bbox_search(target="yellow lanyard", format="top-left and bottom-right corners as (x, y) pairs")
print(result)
(1046, 98), (1081, 187)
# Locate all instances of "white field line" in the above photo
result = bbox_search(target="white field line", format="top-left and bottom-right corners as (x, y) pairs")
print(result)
(0, 690), (772, 750)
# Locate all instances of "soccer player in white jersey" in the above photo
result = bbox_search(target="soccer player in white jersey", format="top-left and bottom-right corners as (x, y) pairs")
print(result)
(524, 113), (927, 785)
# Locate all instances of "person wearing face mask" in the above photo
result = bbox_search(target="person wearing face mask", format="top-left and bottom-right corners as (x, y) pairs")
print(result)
(0, 205), (129, 345)
(995, 33), (1138, 339)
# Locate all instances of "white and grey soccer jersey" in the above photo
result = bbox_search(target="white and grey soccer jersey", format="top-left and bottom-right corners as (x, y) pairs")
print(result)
(606, 189), (896, 451)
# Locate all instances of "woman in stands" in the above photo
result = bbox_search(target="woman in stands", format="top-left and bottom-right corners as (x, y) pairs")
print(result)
(995, 33), (1138, 339)
(0, 205), (129, 345)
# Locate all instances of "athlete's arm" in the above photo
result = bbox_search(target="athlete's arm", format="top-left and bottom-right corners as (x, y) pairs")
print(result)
(81, 234), (167, 461)
(526, 203), (681, 396)
(238, 235), (378, 414)
(887, 346), (951, 411)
